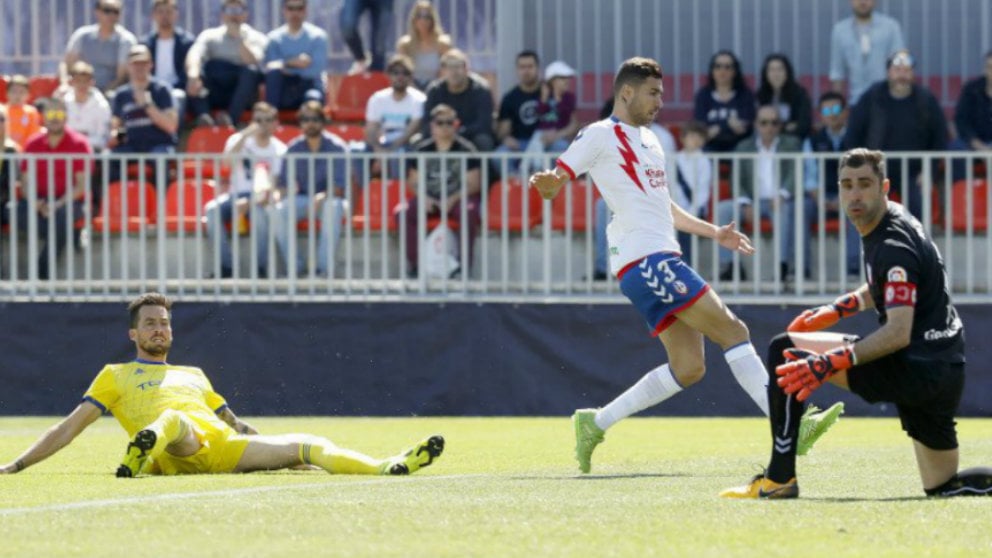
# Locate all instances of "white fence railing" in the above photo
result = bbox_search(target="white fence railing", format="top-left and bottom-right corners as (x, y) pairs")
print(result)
(2, 150), (991, 303)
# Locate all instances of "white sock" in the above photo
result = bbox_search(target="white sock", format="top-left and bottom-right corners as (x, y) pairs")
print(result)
(595, 364), (683, 431)
(724, 342), (769, 416)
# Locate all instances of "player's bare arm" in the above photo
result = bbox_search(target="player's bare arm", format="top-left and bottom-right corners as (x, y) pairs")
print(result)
(217, 406), (259, 435)
(0, 402), (102, 474)
(529, 167), (569, 200)
(674, 201), (755, 255)
(847, 305), (913, 365)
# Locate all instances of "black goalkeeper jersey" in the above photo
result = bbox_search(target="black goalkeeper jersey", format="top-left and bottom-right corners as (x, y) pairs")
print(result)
(861, 202), (965, 362)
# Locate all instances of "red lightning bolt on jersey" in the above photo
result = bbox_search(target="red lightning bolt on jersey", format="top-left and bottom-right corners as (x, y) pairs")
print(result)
(613, 124), (645, 193)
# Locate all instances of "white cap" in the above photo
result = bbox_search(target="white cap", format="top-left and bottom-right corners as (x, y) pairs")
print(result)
(544, 60), (576, 80)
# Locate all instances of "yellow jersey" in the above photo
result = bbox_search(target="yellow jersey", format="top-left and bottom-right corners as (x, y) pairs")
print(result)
(83, 359), (232, 438)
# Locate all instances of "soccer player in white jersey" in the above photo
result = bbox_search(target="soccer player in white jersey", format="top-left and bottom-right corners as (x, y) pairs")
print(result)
(530, 57), (843, 474)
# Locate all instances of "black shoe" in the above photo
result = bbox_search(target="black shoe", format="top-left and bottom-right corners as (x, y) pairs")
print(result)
(116, 429), (157, 478)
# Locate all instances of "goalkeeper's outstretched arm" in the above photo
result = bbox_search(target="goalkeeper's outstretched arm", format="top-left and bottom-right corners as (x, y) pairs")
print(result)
(0, 402), (102, 474)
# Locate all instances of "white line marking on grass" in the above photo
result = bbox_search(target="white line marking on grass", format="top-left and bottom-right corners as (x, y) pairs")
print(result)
(0, 473), (484, 517)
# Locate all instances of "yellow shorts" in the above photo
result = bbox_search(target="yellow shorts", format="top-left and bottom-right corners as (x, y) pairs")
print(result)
(148, 412), (250, 475)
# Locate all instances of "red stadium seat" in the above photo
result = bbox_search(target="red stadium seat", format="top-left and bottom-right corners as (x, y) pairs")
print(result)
(92, 181), (157, 233)
(551, 178), (599, 232)
(273, 124), (302, 144)
(0, 75), (8, 104)
(326, 123), (365, 143)
(329, 72), (390, 122)
(951, 179), (988, 232)
(487, 176), (542, 232)
(164, 179), (215, 232)
(352, 178), (407, 231)
(27, 74), (59, 103)
(182, 126), (236, 180)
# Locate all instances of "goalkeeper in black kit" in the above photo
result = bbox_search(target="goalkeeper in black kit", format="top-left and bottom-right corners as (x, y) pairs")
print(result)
(722, 148), (992, 499)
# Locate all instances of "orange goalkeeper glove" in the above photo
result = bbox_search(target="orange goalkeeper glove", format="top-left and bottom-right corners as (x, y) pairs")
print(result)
(775, 346), (856, 402)
(786, 292), (863, 332)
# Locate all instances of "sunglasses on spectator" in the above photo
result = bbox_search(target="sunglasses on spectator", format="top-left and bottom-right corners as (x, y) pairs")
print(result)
(222, 6), (246, 15)
(416, 12), (434, 19)
(299, 116), (323, 124)
(99, 6), (120, 15)
(821, 105), (843, 117)
(432, 119), (456, 127)
(757, 119), (781, 126)
(713, 62), (734, 70)
(285, 4), (306, 11)
(389, 68), (412, 76)
(45, 110), (67, 120)
(254, 117), (276, 123)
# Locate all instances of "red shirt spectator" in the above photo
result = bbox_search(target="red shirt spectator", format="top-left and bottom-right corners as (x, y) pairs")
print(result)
(21, 127), (93, 199)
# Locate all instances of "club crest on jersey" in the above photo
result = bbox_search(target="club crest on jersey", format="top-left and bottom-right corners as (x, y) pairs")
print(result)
(673, 280), (688, 295)
(887, 266), (907, 283)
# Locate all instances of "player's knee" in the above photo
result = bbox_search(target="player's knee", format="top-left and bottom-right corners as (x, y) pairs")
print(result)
(767, 332), (795, 371)
(671, 361), (705, 386)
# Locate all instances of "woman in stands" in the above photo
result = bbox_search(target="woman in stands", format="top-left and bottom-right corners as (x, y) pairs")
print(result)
(395, 0), (452, 90)
(692, 50), (756, 153)
(756, 53), (813, 141)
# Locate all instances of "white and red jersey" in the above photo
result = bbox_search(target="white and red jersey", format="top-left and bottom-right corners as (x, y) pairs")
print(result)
(556, 116), (679, 276)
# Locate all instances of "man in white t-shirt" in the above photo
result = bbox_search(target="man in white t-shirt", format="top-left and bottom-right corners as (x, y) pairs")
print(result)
(530, 57), (841, 474)
(365, 55), (426, 153)
(64, 61), (112, 151)
(204, 102), (286, 278)
(142, 0), (195, 124)
(62, 0), (138, 94)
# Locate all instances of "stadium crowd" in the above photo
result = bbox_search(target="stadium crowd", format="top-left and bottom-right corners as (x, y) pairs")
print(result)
(2, 0), (991, 280)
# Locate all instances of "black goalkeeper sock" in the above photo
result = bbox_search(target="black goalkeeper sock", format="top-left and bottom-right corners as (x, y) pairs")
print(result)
(765, 333), (805, 484)
(925, 467), (992, 497)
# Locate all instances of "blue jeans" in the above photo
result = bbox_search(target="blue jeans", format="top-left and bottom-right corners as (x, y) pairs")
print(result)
(272, 194), (346, 276)
(339, 0), (394, 71)
(189, 60), (261, 122)
(594, 197), (609, 275)
(15, 199), (85, 279)
(204, 192), (270, 275)
(264, 71), (323, 110)
(717, 198), (795, 269)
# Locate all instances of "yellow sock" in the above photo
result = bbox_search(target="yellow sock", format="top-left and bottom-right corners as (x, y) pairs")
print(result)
(300, 441), (384, 475)
(146, 409), (192, 458)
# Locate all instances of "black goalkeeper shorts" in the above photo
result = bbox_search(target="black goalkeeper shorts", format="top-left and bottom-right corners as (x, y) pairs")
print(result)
(847, 351), (965, 450)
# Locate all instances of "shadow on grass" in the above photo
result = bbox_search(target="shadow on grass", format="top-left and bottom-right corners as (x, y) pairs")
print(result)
(805, 495), (929, 502)
(508, 472), (692, 481)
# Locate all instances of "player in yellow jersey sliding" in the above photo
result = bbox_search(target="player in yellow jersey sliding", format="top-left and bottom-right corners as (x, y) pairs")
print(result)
(0, 292), (443, 477)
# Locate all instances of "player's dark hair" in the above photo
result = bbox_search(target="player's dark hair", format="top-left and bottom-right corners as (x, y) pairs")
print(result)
(839, 148), (886, 182)
(818, 90), (847, 110)
(128, 292), (172, 328)
(613, 57), (663, 95)
(516, 50), (539, 66)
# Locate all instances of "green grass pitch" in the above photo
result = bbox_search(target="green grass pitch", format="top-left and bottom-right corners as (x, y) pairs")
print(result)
(2, 416), (990, 557)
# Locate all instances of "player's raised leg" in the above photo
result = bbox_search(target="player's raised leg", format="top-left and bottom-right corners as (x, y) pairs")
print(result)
(117, 409), (202, 477)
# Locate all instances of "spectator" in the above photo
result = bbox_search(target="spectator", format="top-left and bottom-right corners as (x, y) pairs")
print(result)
(364, 54), (425, 160)
(0, 105), (21, 229)
(843, 49), (946, 218)
(185, 0), (267, 127)
(952, 50), (992, 152)
(523, 60), (579, 170)
(18, 98), (92, 280)
(63, 0), (138, 95)
(592, 100), (677, 279)
(272, 101), (349, 277)
(495, 50), (542, 172)
(263, 0), (328, 111)
(717, 105), (802, 281)
(693, 50), (756, 153)
(421, 49), (495, 151)
(3, 75), (42, 149)
(108, 45), (179, 187)
(399, 104), (481, 277)
(143, 0), (195, 123)
(671, 122), (713, 267)
(829, 0), (905, 104)
(64, 61), (112, 152)
(803, 91), (860, 277)
(204, 102), (285, 279)
(395, 0), (452, 90)
(339, 0), (394, 74)
(756, 53), (813, 140)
